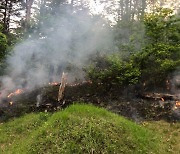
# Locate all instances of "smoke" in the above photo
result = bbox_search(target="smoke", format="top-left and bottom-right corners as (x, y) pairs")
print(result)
(0, 8), (114, 98)
(171, 69), (180, 99)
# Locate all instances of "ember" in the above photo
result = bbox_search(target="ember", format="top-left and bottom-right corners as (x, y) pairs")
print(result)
(9, 101), (13, 105)
(48, 82), (59, 86)
(176, 101), (180, 107)
(7, 89), (24, 98)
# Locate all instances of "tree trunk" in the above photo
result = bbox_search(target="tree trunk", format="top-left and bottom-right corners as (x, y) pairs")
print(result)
(141, 0), (147, 17)
(120, 0), (124, 20)
(25, 0), (34, 31)
(3, 0), (8, 33)
(7, 0), (13, 32)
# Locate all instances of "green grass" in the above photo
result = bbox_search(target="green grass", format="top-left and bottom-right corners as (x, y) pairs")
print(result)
(0, 104), (170, 153)
(143, 121), (180, 154)
(0, 112), (50, 153)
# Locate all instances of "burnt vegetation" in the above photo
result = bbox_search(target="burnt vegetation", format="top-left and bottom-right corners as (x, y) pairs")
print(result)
(1, 78), (179, 122)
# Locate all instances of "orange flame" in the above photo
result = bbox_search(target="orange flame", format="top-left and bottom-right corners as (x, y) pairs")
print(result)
(176, 101), (180, 107)
(7, 89), (24, 98)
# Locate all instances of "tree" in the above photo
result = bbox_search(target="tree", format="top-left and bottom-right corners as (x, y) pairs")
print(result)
(0, 0), (23, 33)
(0, 24), (7, 60)
(132, 8), (180, 90)
(19, 0), (35, 31)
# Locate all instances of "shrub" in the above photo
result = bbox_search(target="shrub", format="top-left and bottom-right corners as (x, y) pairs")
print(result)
(86, 54), (141, 91)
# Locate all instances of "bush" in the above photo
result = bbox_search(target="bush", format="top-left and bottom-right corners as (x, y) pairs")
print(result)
(86, 54), (141, 91)
(132, 43), (180, 88)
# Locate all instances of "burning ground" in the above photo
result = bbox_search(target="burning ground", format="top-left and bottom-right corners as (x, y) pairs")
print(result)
(0, 78), (180, 122)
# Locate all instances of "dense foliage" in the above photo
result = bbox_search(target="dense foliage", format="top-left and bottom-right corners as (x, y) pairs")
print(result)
(87, 8), (180, 91)
(86, 54), (141, 91)
(0, 24), (7, 59)
(134, 8), (180, 88)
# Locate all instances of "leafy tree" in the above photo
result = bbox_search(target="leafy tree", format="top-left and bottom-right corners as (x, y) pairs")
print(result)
(0, 0), (23, 33)
(132, 8), (180, 89)
(0, 24), (8, 75)
(87, 8), (180, 92)
(114, 20), (145, 59)
(0, 24), (7, 59)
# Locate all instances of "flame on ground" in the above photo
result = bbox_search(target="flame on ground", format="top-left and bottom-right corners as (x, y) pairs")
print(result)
(176, 101), (180, 107)
(7, 89), (24, 98)
(48, 82), (59, 86)
(9, 101), (13, 105)
(173, 101), (180, 110)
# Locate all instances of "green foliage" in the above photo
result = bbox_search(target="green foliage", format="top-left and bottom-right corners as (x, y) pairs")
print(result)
(144, 121), (180, 153)
(144, 8), (180, 44)
(87, 8), (180, 90)
(0, 112), (50, 153)
(0, 25), (9, 75)
(0, 29), (8, 60)
(132, 43), (180, 87)
(132, 8), (180, 87)
(0, 24), (3, 31)
(87, 54), (141, 89)
(0, 26), (8, 75)
(114, 20), (145, 57)
(0, 104), (162, 154)
(144, 8), (174, 43)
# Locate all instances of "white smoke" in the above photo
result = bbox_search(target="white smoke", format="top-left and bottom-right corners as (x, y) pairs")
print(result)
(0, 9), (114, 98)
(171, 70), (180, 99)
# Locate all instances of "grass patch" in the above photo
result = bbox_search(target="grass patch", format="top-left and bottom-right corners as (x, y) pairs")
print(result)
(143, 121), (180, 153)
(0, 104), (165, 153)
(0, 112), (50, 153)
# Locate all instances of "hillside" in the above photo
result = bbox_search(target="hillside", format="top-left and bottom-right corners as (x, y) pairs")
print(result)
(0, 104), (168, 154)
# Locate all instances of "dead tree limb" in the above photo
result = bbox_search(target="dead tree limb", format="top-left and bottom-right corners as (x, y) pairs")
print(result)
(58, 72), (67, 102)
